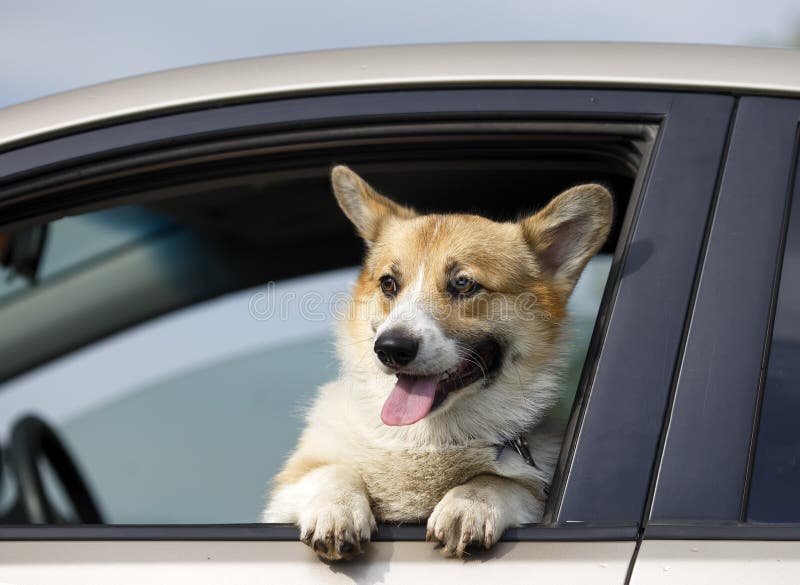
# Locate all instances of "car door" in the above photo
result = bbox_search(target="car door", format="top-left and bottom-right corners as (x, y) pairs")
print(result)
(0, 86), (732, 583)
(632, 96), (800, 583)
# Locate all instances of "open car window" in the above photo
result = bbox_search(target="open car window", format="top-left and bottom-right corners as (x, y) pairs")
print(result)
(0, 131), (635, 525)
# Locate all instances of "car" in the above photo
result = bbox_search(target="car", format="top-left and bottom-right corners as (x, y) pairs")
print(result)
(0, 42), (799, 584)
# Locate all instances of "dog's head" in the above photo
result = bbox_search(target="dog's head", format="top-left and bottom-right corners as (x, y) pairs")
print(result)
(331, 166), (612, 435)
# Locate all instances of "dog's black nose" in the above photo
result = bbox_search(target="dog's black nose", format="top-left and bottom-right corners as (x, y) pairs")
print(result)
(374, 332), (419, 367)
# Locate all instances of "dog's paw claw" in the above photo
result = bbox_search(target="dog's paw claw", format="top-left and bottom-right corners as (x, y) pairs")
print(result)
(427, 487), (504, 558)
(298, 498), (376, 561)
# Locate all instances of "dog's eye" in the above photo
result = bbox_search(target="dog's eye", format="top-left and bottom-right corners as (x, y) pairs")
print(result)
(379, 275), (399, 297)
(449, 273), (479, 297)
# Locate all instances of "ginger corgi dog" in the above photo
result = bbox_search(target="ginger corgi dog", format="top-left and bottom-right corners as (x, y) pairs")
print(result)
(263, 166), (613, 560)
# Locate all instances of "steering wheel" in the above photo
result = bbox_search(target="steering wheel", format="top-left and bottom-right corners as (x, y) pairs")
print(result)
(8, 415), (104, 524)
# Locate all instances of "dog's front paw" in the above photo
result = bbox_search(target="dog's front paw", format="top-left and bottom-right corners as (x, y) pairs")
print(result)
(298, 493), (377, 561)
(426, 484), (504, 557)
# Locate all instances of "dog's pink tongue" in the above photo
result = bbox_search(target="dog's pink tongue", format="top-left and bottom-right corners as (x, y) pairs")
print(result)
(380, 374), (440, 426)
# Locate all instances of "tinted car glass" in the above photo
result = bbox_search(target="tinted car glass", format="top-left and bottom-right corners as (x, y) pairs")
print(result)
(0, 207), (172, 303)
(748, 167), (800, 522)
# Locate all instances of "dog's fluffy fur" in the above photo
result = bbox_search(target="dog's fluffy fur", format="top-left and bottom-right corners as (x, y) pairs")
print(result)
(263, 166), (613, 560)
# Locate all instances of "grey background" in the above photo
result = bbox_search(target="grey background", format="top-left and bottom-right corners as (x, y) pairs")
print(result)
(2, 0), (800, 109)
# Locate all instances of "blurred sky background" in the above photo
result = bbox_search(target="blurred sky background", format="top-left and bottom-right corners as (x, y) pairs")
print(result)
(1, 0), (800, 108)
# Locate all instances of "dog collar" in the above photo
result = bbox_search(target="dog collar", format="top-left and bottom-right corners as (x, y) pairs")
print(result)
(497, 435), (539, 470)
(494, 436), (551, 499)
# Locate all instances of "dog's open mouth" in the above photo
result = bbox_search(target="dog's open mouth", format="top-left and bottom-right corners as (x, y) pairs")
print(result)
(380, 340), (501, 426)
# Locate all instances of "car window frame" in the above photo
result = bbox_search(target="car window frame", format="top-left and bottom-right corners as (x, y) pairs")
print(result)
(0, 87), (733, 542)
(646, 96), (800, 537)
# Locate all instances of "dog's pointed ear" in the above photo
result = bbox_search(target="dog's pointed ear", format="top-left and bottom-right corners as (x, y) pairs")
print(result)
(331, 165), (416, 245)
(521, 184), (613, 292)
